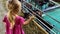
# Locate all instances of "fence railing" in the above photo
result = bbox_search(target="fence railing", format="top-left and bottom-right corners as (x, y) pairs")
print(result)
(22, 4), (56, 34)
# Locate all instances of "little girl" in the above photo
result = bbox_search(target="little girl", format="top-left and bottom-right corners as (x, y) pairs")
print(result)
(3, 0), (34, 34)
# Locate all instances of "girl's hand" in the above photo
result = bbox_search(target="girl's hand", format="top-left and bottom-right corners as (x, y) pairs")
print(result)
(10, 26), (12, 29)
(30, 16), (35, 20)
(10, 22), (15, 29)
(10, 25), (13, 29)
(10, 23), (14, 29)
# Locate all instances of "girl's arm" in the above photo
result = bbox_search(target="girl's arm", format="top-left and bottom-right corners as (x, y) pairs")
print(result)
(23, 16), (35, 25)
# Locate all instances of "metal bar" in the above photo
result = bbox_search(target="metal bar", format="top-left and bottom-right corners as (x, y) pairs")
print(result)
(50, 0), (60, 5)
(23, 1), (60, 23)
(24, 5), (60, 33)
(23, 5), (56, 34)
(23, 5), (51, 33)
(22, 0), (60, 33)
(43, 5), (60, 11)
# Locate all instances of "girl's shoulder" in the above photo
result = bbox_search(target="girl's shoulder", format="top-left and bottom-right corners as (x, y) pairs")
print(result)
(4, 15), (7, 19)
(16, 16), (25, 23)
(16, 15), (25, 20)
(3, 15), (7, 22)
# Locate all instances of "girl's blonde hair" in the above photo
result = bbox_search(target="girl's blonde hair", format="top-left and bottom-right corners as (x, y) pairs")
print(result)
(6, 0), (21, 25)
